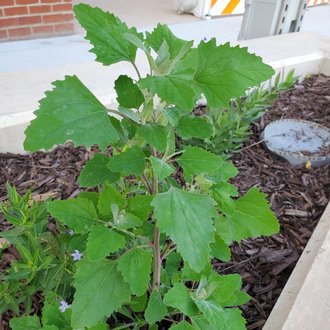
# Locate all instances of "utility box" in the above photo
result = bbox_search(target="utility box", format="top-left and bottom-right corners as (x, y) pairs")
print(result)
(238, 0), (307, 40)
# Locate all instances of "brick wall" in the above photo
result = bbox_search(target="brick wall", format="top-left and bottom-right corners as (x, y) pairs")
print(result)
(0, 0), (74, 41)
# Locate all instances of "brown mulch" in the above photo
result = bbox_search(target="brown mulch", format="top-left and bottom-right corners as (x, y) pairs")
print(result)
(0, 74), (329, 329)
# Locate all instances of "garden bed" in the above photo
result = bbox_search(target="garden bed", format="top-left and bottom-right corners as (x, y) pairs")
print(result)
(0, 74), (329, 329)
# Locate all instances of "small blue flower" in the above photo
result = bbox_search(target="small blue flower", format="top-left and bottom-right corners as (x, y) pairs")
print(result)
(203, 36), (208, 41)
(71, 250), (82, 261)
(67, 229), (74, 236)
(59, 300), (71, 313)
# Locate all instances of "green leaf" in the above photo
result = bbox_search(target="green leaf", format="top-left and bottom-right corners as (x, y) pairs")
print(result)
(86, 225), (126, 261)
(72, 260), (131, 328)
(145, 290), (167, 324)
(192, 303), (245, 330)
(115, 75), (144, 109)
(139, 58), (198, 112)
(137, 124), (168, 152)
(78, 154), (120, 187)
(24, 75), (119, 152)
(77, 191), (99, 208)
(169, 321), (197, 330)
(127, 195), (153, 221)
(9, 315), (41, 330)
(74, 4), (142, 65)
(98, 183), (127, 216)
(182, 262), (213, 282)
(42, 292), (71, 330)
(107, 146), (146, 176)
(209, 161), (238, 182)
(216, 188), (279, 243)
(47, 198), (98, 234)
(210, 235), (231, 262)
(152, 187), (217, 272)
(146, 24), (193, 61)
(118, 247), (152, 296)
(177, 146), (222, 178)
(164, 283), (198, 316)
(208, 273), (250, 307)
(116, 212), (143, 230)
(176, 116), (213, 139)
(88, 323), (109, 330)
(194, 40), (275, 108)
(150, 156), (175, 180)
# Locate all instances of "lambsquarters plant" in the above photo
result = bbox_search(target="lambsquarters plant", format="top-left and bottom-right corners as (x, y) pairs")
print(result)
(6, 4), (280, 329)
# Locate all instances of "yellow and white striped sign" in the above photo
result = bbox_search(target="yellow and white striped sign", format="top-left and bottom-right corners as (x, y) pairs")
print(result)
(209, 0), (328, 16)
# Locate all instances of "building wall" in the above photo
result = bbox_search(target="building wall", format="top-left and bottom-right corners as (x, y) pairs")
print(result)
(0, 0), (74, 41)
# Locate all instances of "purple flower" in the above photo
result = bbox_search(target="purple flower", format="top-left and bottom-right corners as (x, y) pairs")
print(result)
(59, 300), (71, 313)
(71, 250), (82, 261)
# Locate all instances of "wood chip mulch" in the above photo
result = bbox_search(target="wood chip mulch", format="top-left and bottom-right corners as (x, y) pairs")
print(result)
(0, 74), (329, 329)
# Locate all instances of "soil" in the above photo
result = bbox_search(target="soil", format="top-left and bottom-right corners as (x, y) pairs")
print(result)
(0, 74), (329, 329)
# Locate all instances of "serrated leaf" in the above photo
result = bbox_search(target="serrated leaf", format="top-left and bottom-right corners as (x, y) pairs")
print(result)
(127, 195), (153, 221)
(137, 125), (168, 152)
(207, 273), (250, 307)
(9, 316), (40, 330)
(118, 247), (152, 296)
(116, 212), (143, 230)
(115, 75), (144, 109)
(210, 235), (231, 262)
(209, 160), (238, 182)
(79, 154), (120, 187)
(24, 75), (119, 152)
(194, 40), (275, 108)
(48, 198), (98, 234)
(216, 188), (279, 243)
(163, 107), (185, 126)
(169, 321), (197, 330)
(152, 187), (217, 272)
(145, 290), (167, 324)
(107, 146), (146, 176)
(86, 225), (126, 261)
(139, 58), (199, 112)
(177, 146), (222, 178)
(164, 283), (198, 316)
(77, 191), (99, 208)
(72, 260), (131, 328)
(98, 183), (127, 216)
(150, 156), (175, 180)
(146, 24), (193, 61)
(74, 4), (142, 65)
(176, 116), (213, 139)
(191, 303), (245, 330)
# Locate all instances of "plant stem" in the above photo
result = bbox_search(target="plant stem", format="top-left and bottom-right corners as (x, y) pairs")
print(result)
(131, 61), (141, 79)
(151, 147), (161, 290)
(107, 108), (139, 125)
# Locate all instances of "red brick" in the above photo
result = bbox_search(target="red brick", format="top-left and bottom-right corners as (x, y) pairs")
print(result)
(4, 6), (28, 16)
(8, 26), (31, 37)
(52, 3), (72, 12)
(29, 5), (51, 13)
(18, 15), (41, 25)
(43, 12), (72, 23)
(0, 9), (3, 16)
(54, 21), (73, 32)
(0, 17), (18, 27)
(0, 0), (14, 6)
(15, 0), (38, 4)
(0, 29), (8, 39)
(41, 0), (60, 3)
(32, 24), (53, 34)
